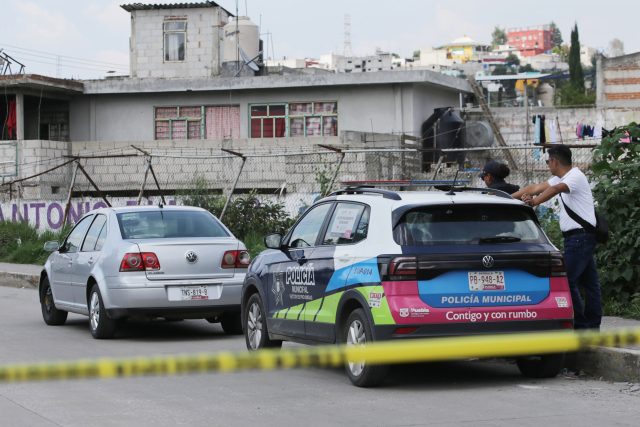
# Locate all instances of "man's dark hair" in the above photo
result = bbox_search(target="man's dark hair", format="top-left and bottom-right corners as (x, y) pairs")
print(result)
(547, 145), (572, 165)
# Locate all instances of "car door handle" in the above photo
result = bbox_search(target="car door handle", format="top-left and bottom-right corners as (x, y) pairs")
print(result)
(87, 257), (94, 265)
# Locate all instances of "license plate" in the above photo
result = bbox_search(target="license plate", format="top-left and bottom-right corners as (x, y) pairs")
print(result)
(168, 285), (210, 301)
(468, 271), (505, 291)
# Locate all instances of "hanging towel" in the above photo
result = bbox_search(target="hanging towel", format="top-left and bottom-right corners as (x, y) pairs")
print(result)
(534, 116), (541, 144)
(594, 120), (603, 139)
(549, 118), (558, 144)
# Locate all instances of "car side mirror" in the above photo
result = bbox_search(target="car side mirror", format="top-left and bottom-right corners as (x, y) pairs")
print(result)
(264, 233), (283, 250)
(43, 241), (60, 252)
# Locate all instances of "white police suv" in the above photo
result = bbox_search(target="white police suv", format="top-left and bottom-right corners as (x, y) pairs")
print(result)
(241, 187), (573, 386)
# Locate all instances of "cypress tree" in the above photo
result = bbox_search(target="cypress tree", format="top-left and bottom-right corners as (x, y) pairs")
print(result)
(569, 23), (584, 90)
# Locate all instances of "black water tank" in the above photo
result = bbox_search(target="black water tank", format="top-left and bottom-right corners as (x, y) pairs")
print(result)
(421, 107), (464, 170)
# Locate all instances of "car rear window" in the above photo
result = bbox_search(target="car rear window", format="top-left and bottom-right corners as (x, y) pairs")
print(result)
(393, 204), (548, 245)
(117, 210), (229, 239)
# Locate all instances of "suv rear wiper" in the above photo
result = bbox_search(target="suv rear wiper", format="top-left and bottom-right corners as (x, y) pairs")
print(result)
(478, 236), (521, 243)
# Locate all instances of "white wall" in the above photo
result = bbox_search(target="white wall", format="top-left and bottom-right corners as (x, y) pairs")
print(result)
(129, 7), (229, 78)
(69, 83), (462, 142)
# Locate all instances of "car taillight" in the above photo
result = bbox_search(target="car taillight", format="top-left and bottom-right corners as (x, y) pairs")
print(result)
(550, 254), (566, 277)
(120, 252), (160, 272)
(221, 250), (251, 269)
(389, 256), (417, 277)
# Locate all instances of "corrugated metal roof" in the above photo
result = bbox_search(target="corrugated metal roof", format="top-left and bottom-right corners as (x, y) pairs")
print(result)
(120, 2), (233, 16)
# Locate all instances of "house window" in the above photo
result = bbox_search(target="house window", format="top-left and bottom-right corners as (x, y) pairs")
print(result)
(164, 19), (186, 62)
(249, 102), (338, 138)
(250, 104), (287, 138)
(155, 106), (202, 140)
(288, 101), (338, 137)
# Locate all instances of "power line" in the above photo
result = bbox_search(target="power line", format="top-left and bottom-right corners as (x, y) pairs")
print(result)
(0, 42), (128, 68)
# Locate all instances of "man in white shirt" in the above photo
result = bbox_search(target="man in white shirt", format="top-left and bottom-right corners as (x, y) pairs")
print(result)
(512, 145), (601, 330)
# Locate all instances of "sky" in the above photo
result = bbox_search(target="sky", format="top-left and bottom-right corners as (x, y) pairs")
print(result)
(1, 0), (638, 79)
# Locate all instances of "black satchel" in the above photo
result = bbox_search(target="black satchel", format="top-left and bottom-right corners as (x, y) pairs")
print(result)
(559, 194), (609, 244)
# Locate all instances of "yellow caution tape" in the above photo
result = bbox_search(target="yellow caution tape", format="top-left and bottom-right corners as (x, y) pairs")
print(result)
(1, 328), (639, 383)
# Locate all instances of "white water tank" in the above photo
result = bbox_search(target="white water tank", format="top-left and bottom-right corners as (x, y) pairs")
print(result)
(222, 16), (259, 64)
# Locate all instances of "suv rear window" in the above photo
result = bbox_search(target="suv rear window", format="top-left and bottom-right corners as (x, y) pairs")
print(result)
(393, 204), (547, 245)
(117, 210), (229, 239)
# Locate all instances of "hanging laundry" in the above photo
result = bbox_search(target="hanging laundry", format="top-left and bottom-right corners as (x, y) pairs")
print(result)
(620, 130), (631, 143)
(548, 118), (559, 143)
(533, 115), (540, 144)
(540, 115), (547, 144)
(6, 99), (16, 139)
(576, 123), (584, 139)
(594, 120), (603, 139)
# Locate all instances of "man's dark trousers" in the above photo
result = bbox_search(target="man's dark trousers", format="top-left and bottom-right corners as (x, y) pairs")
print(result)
(563, 232), (602, 329)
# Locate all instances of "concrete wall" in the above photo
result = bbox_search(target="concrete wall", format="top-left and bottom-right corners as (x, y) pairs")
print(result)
(69, 83), (461, 142)
(129, 7), (229, 78)
(1, 140), (71, 201)
(465, 106), (640, 146)
(597, 52), (640, 107)
(463, 106), (640, 189)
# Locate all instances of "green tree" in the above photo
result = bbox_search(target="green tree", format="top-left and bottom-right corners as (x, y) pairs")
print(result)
(519, 64), (535, 73)
(591, 124), (640, 305)
(505, 53), (520, 67)
(491, 26), (507, 47)
(549, 22), (563, 47)
(568, 23), (584, 90)
(412, 50), (420, 59)
(552, 44), (570, 62)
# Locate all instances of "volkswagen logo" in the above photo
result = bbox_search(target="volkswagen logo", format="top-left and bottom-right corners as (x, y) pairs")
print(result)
(185, 250), (198, 264)
(482, 255), (494, 268)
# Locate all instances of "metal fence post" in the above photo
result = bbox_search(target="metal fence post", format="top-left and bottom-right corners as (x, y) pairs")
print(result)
(137, 156), (152, 205)
(220, 149), (246, 221)
(62, 160), (79, 226)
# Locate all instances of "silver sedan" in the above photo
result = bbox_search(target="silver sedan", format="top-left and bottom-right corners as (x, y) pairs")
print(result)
(39, 205), (249, 339)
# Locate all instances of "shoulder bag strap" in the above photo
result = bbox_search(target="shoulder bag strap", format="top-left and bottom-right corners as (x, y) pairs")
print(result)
(559, 194), (595, 232)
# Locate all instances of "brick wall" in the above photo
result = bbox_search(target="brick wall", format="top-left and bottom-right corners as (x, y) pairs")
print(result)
(597, 52), (640, 107)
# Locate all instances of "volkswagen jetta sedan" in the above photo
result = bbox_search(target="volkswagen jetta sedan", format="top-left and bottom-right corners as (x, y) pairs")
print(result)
(40, 205), (249, 339)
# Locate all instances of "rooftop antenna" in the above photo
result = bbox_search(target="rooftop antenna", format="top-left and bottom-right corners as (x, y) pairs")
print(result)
(446, 169), (461, 195)
(344, 14), (352, 57)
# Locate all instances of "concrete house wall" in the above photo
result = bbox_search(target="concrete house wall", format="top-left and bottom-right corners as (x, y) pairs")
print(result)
(69, 79), (463, 142)
(128, 6), (230, 78)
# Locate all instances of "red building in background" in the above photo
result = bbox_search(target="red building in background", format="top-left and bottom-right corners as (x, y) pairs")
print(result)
(507, 25), (553, 57)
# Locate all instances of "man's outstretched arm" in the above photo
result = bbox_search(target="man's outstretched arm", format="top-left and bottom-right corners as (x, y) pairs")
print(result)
(512, 181), (551, 200)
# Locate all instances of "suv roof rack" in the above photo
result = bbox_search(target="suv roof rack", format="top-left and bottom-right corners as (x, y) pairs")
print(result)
(329, 186), (402, 200)
(433, 185), (513, 200)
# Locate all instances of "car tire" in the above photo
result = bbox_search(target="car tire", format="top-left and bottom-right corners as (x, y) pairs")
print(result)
(343, 308), (388, 387)
(88, 284), (117, 339)
(516, 353), (565, 378)
(244, 293), (282, 350)
(40, 276), (68, 326)
(220, 311), (243, 335)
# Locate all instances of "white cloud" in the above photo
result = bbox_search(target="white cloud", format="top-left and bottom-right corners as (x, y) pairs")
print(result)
(15, 2), (81, 46)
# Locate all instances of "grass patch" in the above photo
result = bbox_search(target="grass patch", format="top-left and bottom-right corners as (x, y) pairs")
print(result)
(603, 297), (640, 320)
(0, 221), (70, 265)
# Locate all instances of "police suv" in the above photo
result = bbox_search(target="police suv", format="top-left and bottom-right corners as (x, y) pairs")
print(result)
(241, 187), (573, 387)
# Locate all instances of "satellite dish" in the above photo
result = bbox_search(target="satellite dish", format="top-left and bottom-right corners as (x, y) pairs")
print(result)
(240, 47), (260, 72)
(466, 121), (494, 147)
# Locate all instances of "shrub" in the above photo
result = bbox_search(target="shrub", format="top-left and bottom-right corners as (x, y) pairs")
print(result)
(0, 221), (71, 265)
(181, 176), (294, 256)
(591, 124), (640, 302)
